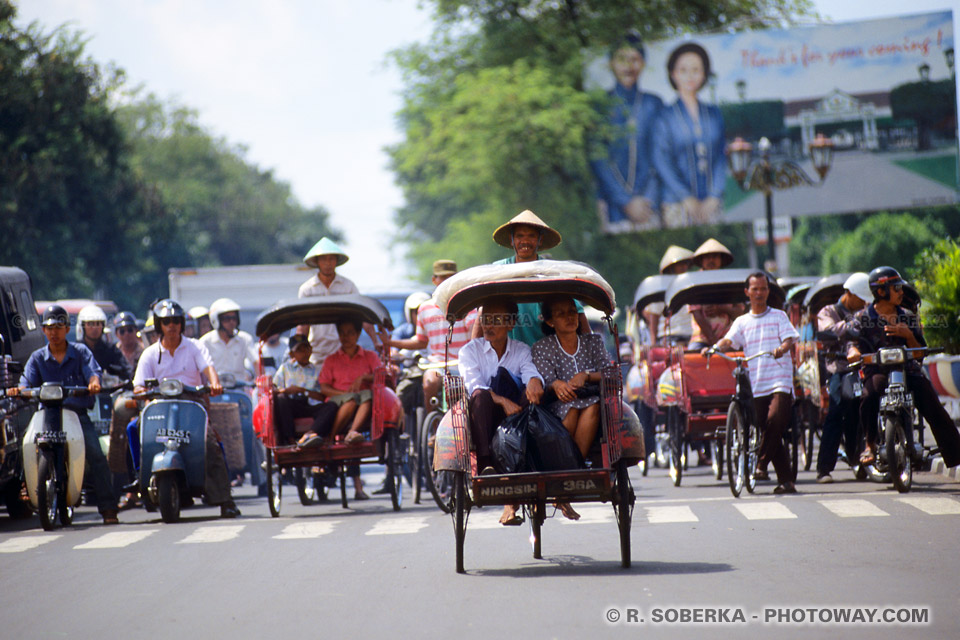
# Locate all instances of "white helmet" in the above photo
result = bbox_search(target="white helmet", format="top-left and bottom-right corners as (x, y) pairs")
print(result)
(403, 292), (431, 324)
(77, 304), (107, 340)
(209, 298), (241, 330)
(188, 305), (209, 320)
(843, 272), (872, 305)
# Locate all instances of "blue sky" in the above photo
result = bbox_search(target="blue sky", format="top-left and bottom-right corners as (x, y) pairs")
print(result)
(15, 1), (960, 288)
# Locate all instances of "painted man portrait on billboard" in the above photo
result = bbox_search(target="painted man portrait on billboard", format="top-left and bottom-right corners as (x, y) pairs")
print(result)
(586, 10), (958, 235)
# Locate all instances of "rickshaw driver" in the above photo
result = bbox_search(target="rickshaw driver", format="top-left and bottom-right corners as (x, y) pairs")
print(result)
(132, 299), (241, 518)
(707, 272), (799, 495)
(458, 299), (544, 525)
(472, 210), (590, 345)
(847, 267), (960, 469)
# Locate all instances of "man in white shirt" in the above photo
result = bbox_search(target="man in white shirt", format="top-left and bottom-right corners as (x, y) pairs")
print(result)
(709, 272), (798, 495)
(297, 237), (379, 365)
(199, 298), (258, 381)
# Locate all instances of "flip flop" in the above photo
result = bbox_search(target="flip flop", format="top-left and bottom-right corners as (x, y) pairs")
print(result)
(344, 431), (365, 446)
(500, 513), (523, 526)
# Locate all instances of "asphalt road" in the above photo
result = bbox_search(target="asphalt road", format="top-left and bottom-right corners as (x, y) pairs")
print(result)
(1, 461), (958, 640)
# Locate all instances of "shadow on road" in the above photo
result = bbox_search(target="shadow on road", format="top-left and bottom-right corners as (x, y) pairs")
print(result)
(471, 555), (733, 578)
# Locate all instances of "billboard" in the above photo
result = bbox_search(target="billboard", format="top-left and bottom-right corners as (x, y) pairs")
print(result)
(585, 11), (958, 234)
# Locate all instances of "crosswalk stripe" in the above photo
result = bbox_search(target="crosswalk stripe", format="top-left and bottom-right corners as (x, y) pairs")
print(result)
(177, 525), (245, 544)
(734, 502), (797, 520)
(365, 516), (429, 536)
(274, 521), (340, 539)
(896, 496), (960, 515)
(560, 504), (614, 525)
(645, 505), (698, 523)
(74, 530), (158, 549)
(468, 510), (510, 530)
(0, 535), (61, 553)
(819, 499), (889, 518)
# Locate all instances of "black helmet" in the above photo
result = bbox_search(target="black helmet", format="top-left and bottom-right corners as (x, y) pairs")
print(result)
(113, 311), (138, 328)
(868, 266), (906, 300)
(41, 304), (69, 327)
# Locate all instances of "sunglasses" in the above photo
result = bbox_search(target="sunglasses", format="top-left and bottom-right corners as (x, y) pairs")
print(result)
(891, 284), (903, 292)
(116, 326), (136, 335)
(159, 317), (180, 326)
(219, 314), (240, 323)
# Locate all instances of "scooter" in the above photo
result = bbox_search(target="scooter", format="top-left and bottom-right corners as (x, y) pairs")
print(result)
(133, 378), (210, 523)
(20, 384), (89, 530)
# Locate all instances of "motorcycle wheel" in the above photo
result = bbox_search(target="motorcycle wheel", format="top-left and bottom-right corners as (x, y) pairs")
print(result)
(37, 451), (58, 531)
(157, 474), (181, 523)
(886, 416), (912, 493)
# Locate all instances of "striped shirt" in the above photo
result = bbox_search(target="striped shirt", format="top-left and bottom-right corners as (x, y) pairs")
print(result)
(415, 300), (477, 362)
(722, 308), (798, 397)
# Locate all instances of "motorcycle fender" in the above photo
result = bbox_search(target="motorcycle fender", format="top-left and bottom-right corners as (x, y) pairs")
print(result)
(151, 449), (185, 474)
(21, 409), (86, 508)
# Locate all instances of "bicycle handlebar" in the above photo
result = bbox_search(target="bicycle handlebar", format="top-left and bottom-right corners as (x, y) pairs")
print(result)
(705, 349), (776, 366)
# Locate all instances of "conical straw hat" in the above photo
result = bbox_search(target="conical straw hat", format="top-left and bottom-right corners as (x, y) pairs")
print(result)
(303, 237), (349, 268)
(692, 238), (733, 267)
(659, 245), (694, 274)
(492, 210), (562, 250)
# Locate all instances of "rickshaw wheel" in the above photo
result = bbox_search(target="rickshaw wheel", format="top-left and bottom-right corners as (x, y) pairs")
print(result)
(666, 408), (683, 487)
(614, 461), (634, 569)
(339, 466), (348, 509)
(295, 467), (325, 505)
(745, 414), (760, 494)
(422, 411), (452, 513)
(725, 402), (745, 498)
(265, 449), (282, 517)
(529, 501), (545, 560)
(711, 440), (723, 481)
(386, 429), (404, 511)
(452, 471), (467, 574)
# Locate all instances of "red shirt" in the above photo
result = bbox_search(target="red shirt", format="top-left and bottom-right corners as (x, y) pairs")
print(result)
(318, 346), (381, 393)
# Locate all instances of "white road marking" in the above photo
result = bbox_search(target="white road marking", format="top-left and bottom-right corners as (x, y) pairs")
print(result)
(733, 502), (797, 520)
(468, 510), (511, 530)
(74, 530), (158, 549)
(819, 499), (889, 518)
(559, 504), (614, 525)
(645, 505), (698, 523)
(365, 517), (429, 536)
(896, 496), (960, 515)
(177, 525), (245, 544)
(273, 521), (340, 539)
(0, 535), (61, 553)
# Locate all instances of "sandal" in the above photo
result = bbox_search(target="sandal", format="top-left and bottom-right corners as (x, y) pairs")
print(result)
(344, 431), (365, 446)
(297, 432), (322, 449)
(859, 449), (876, 466)
(499, 506), (523, 526)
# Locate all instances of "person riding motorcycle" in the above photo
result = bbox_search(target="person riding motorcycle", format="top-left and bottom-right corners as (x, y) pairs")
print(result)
(189, 306), (213, 339)
(77, 304), (132, 381)
(199, 298), (257, 382)
(113, 311), (144, 371)
(848, 267), (960, 468)
(131, 299), (241, 518)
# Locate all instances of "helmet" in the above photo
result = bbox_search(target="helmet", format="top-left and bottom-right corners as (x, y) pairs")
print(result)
(41, 304), (69, 327)
(868, 266), (906, 300)
(403, 292), (431, 324)
(77, 304), (107, 340)
(113, 311), (138, 328)
(188, 305), (209, 320)
(153, 299), (186, 333)
(209, 298), (241, 330)
(842, 272), (872, 304)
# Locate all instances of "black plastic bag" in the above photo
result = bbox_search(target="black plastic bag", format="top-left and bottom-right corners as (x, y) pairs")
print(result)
(492, 412), (527, 473)
(525, 405), (585, 472)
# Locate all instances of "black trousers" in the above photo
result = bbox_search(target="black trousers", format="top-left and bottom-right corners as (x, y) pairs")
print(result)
(861, 372), (960, 467)
(469, 389), (528, 471)
(817, 373), (860, 475)
(754, 392), (792, 485)
(274, 395), (338, 444)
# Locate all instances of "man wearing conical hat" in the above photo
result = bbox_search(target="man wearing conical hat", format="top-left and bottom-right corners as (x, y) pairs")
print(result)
(481, 210), (589, 345)
(644, 245), (694, 344)
(688, 238), (740, 351)
(297, 237), (378, 365)
(691, 238), (734, 271)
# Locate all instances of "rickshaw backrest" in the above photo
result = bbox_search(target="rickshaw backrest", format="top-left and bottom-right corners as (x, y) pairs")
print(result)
(679, 352), (737, 402)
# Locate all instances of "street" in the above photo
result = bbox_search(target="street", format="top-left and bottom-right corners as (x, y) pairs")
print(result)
(1, 459), (958, 639)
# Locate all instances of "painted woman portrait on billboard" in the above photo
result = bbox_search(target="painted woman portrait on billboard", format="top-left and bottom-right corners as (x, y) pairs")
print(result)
(652, 43), (727, 228)
(588, 33), (664, 233)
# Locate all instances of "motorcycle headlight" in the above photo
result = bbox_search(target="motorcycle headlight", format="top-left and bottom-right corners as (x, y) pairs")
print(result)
(878, 348), (905, 365)
(219, 372), (237, 389)
(39, 384), (64, 402)
(159, 379), (184, 397)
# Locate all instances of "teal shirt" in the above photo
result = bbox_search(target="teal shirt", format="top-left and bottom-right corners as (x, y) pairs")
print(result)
(493, 255), (584, 346)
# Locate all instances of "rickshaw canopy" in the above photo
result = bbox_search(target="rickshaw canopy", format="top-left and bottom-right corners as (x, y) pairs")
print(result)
(632, 275), (675, 313)
(777, 275), (818, 291)
(665, 269), (785, 314)
(255, 294), (393, 340)
(434, 260), (616, 320)
(801, 273), (852, 315)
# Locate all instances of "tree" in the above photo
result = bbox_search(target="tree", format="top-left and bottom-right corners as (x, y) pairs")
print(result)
(820, 213), (944, 276)
(388, 0), (815, 301)
(912, 238), (960, 353)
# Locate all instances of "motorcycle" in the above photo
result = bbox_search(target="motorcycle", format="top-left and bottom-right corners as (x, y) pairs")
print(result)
(211, 373), (261, 488)
(133, 378), (211, 523)
(20, 383), (89, 530)
(857, 346), (942, 493)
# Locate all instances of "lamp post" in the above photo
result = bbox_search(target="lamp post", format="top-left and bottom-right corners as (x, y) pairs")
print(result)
(945, 47), (955, 76)
(918, 62), (931, 82)
(726, 134), (835, 271)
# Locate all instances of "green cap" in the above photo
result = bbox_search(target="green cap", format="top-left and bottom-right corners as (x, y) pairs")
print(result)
(303, 237), (349, 268)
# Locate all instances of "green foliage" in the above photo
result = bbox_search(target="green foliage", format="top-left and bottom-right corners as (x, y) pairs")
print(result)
(389, 0), (816, 302)
(890, 79), (956, 132)
(719, 100), (785, 140)
(912, 238), (960, 353)
(820, 213), (944, 276)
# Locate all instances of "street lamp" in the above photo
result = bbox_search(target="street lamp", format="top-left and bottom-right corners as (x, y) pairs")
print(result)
(945, 47), (955, 76)
(918, 62), (931, 82)
(726, 134), (835, 270)
(735, 79), (747, 101)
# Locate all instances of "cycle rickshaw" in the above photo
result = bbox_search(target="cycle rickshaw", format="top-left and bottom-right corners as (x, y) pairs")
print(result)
(658, 269), (786, 487)
(253, 295), (404, 515)
(430, 260), (643, 573)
